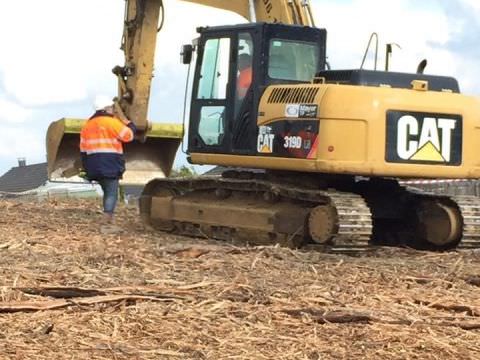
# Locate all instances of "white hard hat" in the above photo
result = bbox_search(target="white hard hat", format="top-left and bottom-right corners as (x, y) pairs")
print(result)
(93, 95), (113, 111)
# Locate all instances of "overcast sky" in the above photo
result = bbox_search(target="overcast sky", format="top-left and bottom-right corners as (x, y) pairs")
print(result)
(0, 0), (478, 175)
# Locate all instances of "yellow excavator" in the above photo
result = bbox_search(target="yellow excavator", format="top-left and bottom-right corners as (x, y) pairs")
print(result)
(47, 0), (480, 252)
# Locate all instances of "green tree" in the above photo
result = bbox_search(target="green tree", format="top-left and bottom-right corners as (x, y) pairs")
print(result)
(170, 165), (197, 178)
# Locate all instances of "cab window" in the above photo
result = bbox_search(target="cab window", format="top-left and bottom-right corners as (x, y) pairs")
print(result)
(198, 106), (225, 146)
(197, 38), (231, 99)
(268, 39), (319, 81)
(235, 33), (254, 118)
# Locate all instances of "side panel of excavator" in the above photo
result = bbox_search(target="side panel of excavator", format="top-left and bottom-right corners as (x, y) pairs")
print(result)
(191, 82), (480, 179)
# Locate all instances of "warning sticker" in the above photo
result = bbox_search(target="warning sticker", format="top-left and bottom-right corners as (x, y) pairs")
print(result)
(285, 104), (318, 118)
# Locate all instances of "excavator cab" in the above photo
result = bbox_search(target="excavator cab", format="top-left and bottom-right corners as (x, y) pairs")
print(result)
(187, 23), (326, 157)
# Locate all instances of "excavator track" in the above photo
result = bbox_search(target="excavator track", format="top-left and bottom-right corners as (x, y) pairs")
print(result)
(401, 186), (480, 250)
(305, 191), (372, 254)
(140, 173), (480, 253)
(140, 176), (373, 254)
(451, 196), (480, 249)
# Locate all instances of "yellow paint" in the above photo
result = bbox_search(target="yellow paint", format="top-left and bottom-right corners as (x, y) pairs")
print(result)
(317, 119), (367, 162)
(259, 144), (272, 153)
(410, 142), (445, 162)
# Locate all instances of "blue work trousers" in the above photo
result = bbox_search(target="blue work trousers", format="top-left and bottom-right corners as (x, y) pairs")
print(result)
(98, 178), (119, 214)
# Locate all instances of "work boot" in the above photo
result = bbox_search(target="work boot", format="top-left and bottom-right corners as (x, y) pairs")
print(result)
(103, 212), (114, 224)
(100, 213), (122, 234)
(100, 224), (123, 235)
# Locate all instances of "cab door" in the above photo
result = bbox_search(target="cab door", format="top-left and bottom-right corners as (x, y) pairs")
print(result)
(188, 35), (233, 154)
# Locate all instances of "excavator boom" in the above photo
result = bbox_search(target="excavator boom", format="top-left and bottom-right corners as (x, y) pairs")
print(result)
(116, 0), (316, 139)
(181, 0), (315, 26)
(114, 0), (162, 138)
(116, 0), (316, 136)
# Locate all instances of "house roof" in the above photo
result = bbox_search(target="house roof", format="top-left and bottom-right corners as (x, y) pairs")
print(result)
(0, 162), (48, 193)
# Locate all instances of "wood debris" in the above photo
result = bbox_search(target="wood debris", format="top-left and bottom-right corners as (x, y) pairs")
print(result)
(0, 198), (480, 359)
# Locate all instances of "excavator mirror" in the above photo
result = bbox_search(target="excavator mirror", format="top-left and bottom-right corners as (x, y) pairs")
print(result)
(181, 44), (193, 64)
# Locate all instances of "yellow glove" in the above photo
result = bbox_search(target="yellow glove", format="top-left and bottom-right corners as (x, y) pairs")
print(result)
(78, 170), (88, 179)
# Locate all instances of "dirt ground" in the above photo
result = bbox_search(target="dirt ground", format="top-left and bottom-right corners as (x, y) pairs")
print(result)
(0, 198), (480, 359)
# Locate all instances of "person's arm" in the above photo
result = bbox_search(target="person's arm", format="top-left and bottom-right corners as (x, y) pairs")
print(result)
(113, 102), (137, 142)
(107, 117), (135, 143)
(79, 152), (89, 179)
(113, 101), (129, 124)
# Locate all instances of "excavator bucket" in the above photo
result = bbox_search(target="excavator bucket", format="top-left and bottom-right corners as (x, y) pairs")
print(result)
(46, 118), (183, 184)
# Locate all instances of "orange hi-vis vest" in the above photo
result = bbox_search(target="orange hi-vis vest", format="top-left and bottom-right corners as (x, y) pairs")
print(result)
(237, 67), (253, 99)
(80, 115), (134, 155)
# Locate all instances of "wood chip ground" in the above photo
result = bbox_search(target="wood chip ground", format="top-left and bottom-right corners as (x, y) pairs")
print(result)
(1, 198), (480, 359)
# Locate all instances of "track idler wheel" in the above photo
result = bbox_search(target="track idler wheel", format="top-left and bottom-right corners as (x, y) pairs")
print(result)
(413, 199), (463, 250)
(308, 205), (338, 244)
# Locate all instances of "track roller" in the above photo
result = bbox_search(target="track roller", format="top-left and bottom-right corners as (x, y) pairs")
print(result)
(412, 198), (462, 250)
(308, 205), (337, 244)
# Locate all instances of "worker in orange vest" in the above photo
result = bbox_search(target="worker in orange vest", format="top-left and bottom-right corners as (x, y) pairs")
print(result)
(237, 53), (253, 100)
(80, 95), (136, 224)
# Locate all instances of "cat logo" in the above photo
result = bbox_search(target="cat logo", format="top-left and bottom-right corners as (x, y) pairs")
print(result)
(386, 111), (462, 166)
(257, 126), (274, 153)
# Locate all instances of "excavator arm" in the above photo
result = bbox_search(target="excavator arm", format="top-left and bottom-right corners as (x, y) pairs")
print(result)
(113, 0), (163, 140)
